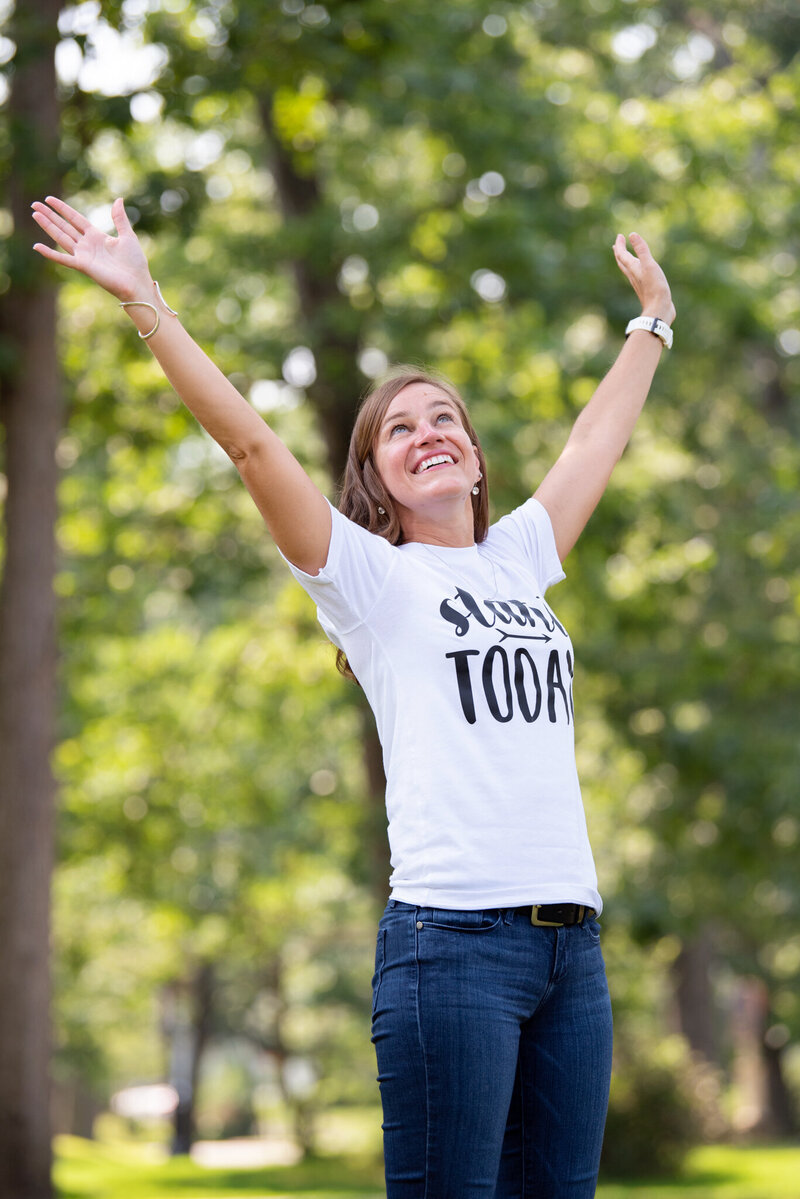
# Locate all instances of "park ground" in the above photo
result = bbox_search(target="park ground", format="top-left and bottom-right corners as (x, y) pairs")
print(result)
(55, 1134), (800, 1199)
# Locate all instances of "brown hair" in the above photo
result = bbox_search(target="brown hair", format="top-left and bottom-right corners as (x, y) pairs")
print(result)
(336, 365), (489, 680)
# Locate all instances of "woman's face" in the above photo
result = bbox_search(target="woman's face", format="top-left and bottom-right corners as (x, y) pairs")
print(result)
(371, 382), (481, 530)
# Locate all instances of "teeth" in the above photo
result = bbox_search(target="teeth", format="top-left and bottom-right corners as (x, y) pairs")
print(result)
(416, 454), (454, 473)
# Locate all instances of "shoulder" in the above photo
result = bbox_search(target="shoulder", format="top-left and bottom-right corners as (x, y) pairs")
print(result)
(328, 503), (399, 564)
(485, 497), (565, 592)
(486, 496), (555, 550)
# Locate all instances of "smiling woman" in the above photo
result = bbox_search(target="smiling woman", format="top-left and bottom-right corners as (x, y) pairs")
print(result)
(337, 367), (490, 553)
(32, 193), (674, 1198)
(372, 385), (482, 545)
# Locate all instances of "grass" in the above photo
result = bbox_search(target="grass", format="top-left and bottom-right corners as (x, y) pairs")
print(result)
(54, 1136), (385, 1199)
(54, 1135), (800, 1199)
(598, 1144), (800, 1199)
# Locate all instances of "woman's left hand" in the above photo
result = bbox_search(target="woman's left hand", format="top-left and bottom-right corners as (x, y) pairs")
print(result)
(613, 232), (676, 325)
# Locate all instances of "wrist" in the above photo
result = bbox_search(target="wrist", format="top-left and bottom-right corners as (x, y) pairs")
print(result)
(119, 280), (179, 341)
(640, 299), (675, 324)
(117, 273), (156, 305)
(626, 315), (673, 349)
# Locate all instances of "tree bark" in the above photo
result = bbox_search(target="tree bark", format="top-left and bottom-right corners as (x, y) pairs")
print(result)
(273, 958), (316, 1158)
(255, 90), (363, 480)
(254, 92), (391, 908)
(0, 3), (62, 1196)
(671, 930), (718, 1064)
(762, 1035), (797, 1137)
(162, 965), (215, 1155)
(730, 975), (770, 1135)
(361, 707), (392, 908)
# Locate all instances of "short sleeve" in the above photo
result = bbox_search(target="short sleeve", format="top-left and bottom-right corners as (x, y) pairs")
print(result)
(279, 499), (397, 636)
(485, 496), (565, 593)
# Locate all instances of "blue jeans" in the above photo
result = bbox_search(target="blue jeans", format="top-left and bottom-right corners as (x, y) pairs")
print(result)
(371, 900), (613, 1198)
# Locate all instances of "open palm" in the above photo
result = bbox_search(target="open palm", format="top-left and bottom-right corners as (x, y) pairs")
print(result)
(32, 196), (151, 302)
(612, 231), (676, 325)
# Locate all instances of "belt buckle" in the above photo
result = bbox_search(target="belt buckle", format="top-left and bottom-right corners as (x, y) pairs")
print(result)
(530, 904), (568, 927)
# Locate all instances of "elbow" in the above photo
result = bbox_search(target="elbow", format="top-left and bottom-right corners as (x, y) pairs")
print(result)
(569, 427), (626, 467)
(226, 432), (269, 467)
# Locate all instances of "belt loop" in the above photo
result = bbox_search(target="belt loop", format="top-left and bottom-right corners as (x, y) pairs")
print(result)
(502, 908), (514, 925)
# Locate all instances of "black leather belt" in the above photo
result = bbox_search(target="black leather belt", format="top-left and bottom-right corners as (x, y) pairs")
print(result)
(528, 903), (596, 927)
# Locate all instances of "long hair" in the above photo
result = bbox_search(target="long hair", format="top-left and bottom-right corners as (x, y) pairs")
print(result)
(336, 365), (489, 680)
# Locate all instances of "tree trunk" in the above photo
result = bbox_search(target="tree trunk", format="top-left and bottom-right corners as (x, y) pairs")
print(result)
(255, 92), (391, 909)
(726, 976), (797, 1137)
(671, 930), (718, 1064)
(162, 965), (215, 1155)
(255, 90), (363, 481)
(361, 707), (392, 908)
(730, 975), (770, 1136)
(273, 958), (316, 1157)
(762, 1035), (797, 1137)
(0, 3), (62, 1196)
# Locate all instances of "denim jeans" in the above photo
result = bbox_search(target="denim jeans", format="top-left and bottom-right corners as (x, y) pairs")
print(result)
(371, 900), (613, 1199)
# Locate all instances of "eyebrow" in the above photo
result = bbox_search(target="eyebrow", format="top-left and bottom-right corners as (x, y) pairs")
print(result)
(381, 399), (457, 429)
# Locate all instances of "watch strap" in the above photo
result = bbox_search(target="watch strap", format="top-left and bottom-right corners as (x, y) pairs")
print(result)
(625, 315), (673, 349)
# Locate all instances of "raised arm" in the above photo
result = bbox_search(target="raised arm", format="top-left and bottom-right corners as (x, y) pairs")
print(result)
(534, 232), (675, 561)
(32, 196), (331, 575)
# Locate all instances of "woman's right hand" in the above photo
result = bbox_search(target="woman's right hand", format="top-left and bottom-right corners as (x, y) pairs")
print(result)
(32, 196), (153, 303)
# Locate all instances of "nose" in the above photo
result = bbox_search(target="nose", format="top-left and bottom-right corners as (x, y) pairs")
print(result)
(414, 419), (444, 444)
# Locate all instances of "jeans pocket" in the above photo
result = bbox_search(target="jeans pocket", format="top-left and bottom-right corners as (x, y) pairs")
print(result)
(583, 917), (602, 943)
(371, 927), (387, 1018)
(416, 908), (503, 933)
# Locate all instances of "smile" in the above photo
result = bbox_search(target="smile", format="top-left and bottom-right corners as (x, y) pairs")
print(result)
(415, 454), (455, 474)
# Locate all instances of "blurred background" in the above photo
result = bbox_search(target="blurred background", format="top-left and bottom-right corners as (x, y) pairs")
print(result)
(1, 1), (799, 1196)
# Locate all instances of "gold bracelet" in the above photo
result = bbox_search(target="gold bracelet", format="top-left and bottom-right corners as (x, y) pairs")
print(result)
(119, 282), (179, 340)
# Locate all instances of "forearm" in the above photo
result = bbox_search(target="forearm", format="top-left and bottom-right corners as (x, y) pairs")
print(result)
(32, 193), (333, 568)
(566, 328), (663, 464)
(535, 327), (667, 560)
(535, 230), (674, 559)
(122, 278), (268, 460)
(123, 278), (332, 571)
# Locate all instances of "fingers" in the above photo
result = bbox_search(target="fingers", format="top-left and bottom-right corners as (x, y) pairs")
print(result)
(613, 231), (660, 291)
(31, 197), (93, 269)
(612, 231), (673, 319)
(613, 231), (656, 271)
(32, 242), (76, 266)
(40, 195), (90, 233)
(612, 234), (638, 276)
(31, 203), (80, 251)
(628, 231), (653, 260)
(111, 197), (133, 236)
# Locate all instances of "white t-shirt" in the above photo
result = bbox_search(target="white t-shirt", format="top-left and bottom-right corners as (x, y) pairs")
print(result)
(283, 497), (601, 913)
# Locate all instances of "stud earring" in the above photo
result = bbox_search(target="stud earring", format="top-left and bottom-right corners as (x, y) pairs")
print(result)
(377, 506), (386, 515)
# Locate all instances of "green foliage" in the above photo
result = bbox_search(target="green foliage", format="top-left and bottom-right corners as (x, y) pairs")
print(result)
(601, 1037), (719, 1180)
(2, 0), (798, 1145)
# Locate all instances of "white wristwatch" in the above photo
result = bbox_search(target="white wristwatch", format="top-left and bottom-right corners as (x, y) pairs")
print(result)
(625, 315), (673, 349)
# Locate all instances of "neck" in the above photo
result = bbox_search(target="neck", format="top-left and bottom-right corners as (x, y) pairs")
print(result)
(398, 499), (476, 547)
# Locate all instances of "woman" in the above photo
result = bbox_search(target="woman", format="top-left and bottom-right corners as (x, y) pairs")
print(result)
(33, 195), (674, 1197)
